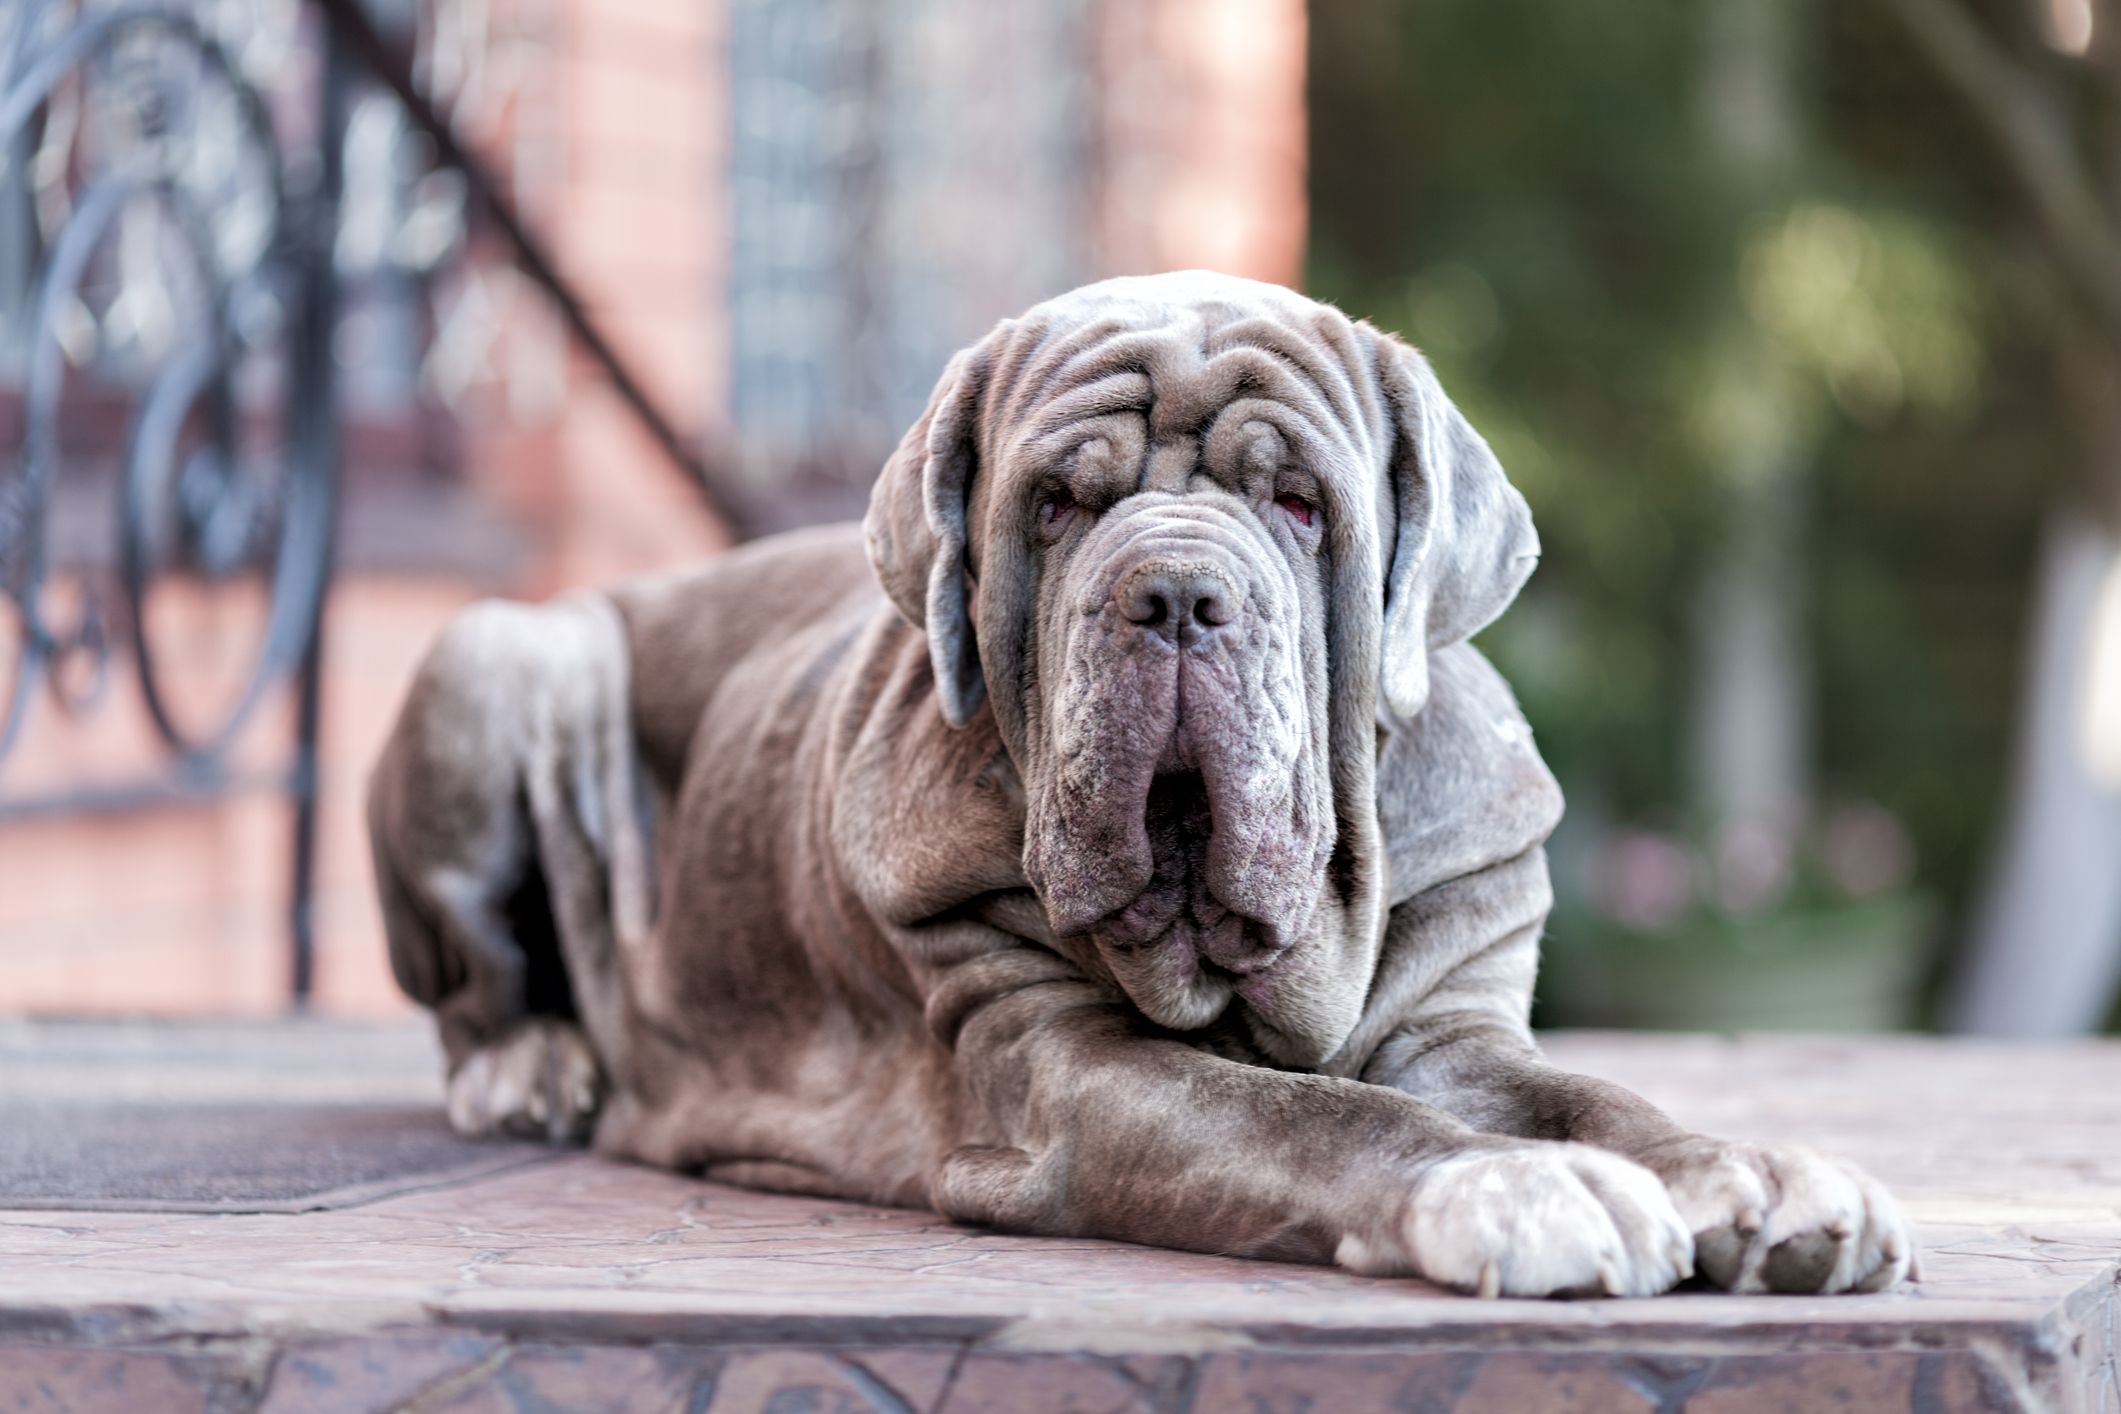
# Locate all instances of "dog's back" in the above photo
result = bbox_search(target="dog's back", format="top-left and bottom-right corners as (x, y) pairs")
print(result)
(606, 522), (888, 798)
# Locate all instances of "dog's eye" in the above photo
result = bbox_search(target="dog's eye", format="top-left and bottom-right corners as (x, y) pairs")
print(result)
(1039, 490), (1078, 533)
(1274, 494), (1315, 527)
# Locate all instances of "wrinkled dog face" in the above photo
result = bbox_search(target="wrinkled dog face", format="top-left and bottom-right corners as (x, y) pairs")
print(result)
(1014, 398), (1340, 1031)
(865, 272), (1538, 1061)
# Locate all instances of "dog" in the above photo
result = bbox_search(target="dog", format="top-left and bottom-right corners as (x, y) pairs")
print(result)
(369, 272), (1911, 1298)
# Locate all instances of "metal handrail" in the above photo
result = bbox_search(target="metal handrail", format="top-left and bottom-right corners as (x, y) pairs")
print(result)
(0, 0), (731, 1004)
(312, 0), (729, 520)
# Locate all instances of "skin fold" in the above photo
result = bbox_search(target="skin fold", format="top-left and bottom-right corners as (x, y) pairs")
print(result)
(369, 272), (1912, 1298)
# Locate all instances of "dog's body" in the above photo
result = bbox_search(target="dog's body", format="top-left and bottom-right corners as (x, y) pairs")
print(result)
(371, 273), (1910, 1298)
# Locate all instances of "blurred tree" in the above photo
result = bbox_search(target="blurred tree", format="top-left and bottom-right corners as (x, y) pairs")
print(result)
(1309, 0), (2046, 1026)
(1310, 0), (1734, 820)
(1869, 0), (2121, 1033)
(1691, 0), (1811, 841)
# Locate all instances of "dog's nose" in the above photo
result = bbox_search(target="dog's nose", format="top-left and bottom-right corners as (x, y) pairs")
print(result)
(1115, 564), (1241, 643)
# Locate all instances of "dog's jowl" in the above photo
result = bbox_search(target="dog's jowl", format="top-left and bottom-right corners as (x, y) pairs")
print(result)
(369, 272), (1911, 1298)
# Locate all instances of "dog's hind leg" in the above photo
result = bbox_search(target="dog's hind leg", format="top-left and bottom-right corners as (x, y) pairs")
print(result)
(368, 596), (643, 1145)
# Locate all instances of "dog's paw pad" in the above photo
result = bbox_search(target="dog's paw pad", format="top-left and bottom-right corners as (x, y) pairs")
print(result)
(1695, 1221), (1751, 1289)
(1764, 1230), (1843, 1293)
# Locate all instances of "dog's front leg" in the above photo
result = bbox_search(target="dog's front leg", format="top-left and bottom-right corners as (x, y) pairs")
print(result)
(1361, 880), (1914, 1295)
(928, 954), (1691, 1297)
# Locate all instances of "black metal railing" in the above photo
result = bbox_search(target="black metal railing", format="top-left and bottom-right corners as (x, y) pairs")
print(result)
(0, 0), (720, 1002)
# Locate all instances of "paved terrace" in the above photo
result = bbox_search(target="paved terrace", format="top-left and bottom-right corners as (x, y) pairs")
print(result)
(0, 1021), (2114, 1412)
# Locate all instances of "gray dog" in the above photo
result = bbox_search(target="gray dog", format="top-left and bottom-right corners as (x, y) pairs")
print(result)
(369, 272), (1910, 1298)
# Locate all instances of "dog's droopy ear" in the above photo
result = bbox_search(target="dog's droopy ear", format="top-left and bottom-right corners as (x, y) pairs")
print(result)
(864, 335), (994, 728)
(1373, 333), (1540, 721)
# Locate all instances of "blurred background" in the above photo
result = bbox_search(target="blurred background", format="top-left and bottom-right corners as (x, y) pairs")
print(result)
(2, 0), (2116, 1036)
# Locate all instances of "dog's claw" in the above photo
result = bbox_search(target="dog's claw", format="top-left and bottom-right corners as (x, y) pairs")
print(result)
(1475, 1262), (1501, 1300)
(1597, 1258), (1623, 1297)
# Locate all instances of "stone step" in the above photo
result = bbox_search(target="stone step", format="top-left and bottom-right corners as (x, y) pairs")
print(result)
(1, 1021), (2114, 1412)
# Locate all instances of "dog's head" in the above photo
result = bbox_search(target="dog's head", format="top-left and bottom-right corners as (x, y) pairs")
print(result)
(865, 272), (1537, 1064)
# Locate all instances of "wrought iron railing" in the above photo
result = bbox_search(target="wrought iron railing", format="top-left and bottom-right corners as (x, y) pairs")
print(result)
(0, 0), (721, 1002)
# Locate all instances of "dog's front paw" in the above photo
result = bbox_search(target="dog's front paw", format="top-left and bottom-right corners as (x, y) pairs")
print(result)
(1338, 1143), (1693, 1298)
(1640, 1137), (1911, 1294)
(446, 1018), (603, 1144)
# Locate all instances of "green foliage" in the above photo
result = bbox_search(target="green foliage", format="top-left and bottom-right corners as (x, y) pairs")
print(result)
(1738, 203), (1980, 424)
(1308, 0), (2044, 941)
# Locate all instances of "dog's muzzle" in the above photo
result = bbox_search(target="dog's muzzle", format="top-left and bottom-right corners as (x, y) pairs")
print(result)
(1032, 498), (1321, 968)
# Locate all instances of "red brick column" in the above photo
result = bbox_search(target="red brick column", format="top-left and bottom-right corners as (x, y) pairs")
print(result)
(1094, 0), (1308, 285)
(466, 0), (734, 596)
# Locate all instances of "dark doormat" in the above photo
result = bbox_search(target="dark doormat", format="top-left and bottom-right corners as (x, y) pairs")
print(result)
(0, 1100), (555, 1213)
(0, 1018), (557, 1213)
